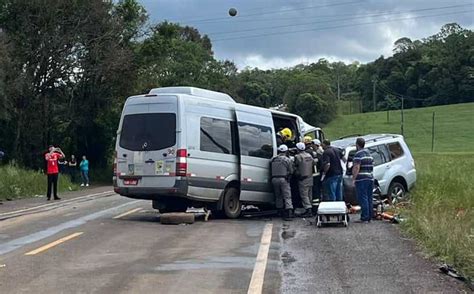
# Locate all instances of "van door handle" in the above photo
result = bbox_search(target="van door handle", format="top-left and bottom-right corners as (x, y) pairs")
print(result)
(162, 153), (168, 157)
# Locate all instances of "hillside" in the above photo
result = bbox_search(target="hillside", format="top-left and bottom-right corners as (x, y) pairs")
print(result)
(324, 102), (474, 153)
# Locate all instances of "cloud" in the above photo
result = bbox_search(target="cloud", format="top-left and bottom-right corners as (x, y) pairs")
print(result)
(139, 0), (474, 69)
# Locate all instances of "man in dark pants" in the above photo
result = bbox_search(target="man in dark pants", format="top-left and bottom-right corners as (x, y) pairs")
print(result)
(271, 144), (294, 220)
(44, 145), (65, 200)
(321, 139), (344, 201)
(352, 138), (374, 223)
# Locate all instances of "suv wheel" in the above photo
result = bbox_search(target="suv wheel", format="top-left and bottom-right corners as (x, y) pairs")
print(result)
(388, 182), (406, 205)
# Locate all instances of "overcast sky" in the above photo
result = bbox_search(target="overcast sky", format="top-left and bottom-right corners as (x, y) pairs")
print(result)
(138, 0), (474, 69)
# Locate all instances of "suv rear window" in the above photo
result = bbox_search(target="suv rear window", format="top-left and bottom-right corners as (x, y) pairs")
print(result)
(119, 113), (176, 151)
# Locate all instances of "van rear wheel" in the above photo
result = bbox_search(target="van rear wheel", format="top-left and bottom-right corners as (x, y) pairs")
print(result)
(223, 187), (241, 219)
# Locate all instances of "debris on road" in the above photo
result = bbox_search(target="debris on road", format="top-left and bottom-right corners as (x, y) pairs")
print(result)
(160, 213), (195, 225)
(439, 263), (473, 290)
(0, 264), (5, 268)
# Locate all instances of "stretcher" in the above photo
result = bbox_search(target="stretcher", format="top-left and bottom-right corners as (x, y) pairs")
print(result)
(316, 201), (349, 227)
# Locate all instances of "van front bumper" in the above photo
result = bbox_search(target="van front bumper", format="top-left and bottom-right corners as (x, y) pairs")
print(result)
(114, 180), (188, 200)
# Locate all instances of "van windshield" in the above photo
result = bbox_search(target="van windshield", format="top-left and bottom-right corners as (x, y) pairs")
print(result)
(119, 113), (176, 151)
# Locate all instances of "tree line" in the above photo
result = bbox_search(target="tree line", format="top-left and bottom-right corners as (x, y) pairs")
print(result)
(0, 0), (472, 170)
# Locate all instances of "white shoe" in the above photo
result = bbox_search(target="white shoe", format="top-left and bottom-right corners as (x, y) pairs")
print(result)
(86, 184), (89, 187)
(80, 184), (84, 187)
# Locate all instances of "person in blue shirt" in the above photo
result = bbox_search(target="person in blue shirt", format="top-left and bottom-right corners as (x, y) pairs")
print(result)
(80, 155), (90, 187)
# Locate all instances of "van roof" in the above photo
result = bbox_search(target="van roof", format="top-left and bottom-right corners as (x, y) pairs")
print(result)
(332, 134), (403, 149)
(148, 87), (235, 103)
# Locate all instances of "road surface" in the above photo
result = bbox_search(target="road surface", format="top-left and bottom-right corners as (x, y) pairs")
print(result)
(0, 187), (467, 293)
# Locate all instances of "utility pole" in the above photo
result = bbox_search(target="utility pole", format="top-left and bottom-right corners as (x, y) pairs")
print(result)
(372, 79), (377, 112)
(431, 112), (435, 152)
(400, 96), (405, 136)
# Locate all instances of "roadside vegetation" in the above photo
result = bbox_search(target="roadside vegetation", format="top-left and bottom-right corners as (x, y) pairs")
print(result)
(404, 153), (473, 279)
(0, 165), (76, 201)
(325, 103), (474, 279)
(325, 102), (474, 153)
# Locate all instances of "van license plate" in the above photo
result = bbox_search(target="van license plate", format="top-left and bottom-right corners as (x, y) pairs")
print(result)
(124, 179), (138, 185)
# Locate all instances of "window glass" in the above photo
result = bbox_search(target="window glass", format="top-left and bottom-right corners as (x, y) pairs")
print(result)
(200, 117), (234, 154)
(378, 144), (391, 162)
(367, 146), (385, 166)
(238, 122), (273, 159)
(387, 142), (404, 160)
(120, 113), (176, 151)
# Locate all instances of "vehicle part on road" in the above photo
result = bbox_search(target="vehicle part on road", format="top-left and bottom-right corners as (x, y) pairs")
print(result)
(439, 264), (469, 283)
(160, 213), (195, 225)
(223, 187), (241, 219)
(316, 201), (348, 227)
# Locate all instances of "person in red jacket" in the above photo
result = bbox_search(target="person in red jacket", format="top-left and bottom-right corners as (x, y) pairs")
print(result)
(45, 145), (65, 200)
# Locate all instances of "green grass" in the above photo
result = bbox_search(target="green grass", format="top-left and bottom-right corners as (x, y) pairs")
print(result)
(324, 102), (474, 279)
(403, 153), (473, 279)
(0, 165), (77, 201)
(324, 102), (474, 153)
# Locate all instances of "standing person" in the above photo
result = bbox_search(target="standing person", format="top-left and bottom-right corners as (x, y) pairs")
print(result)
(311, 139), (324, 201)
(44, 145), (65, 200)
(80, 155), (90, 187)
(68, 155), (77, 183)
(321, 139), (344, 201)
(294, 142), (314, 217)
(271, 144), (294, 221)
(352, 137), (374, 223)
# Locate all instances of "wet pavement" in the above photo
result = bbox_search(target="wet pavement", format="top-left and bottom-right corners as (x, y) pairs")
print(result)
(0, 188), (468, 293)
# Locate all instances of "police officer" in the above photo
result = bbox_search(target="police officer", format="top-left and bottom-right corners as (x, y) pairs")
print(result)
(294, 142), (314, 217)
(311, 139), (324, 202)
(271, 144), (294, 220)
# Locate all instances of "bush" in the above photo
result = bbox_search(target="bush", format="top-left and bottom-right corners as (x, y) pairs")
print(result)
(0, 165), (77, 201)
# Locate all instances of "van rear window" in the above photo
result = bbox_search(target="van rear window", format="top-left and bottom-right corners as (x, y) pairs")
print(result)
(119, 113), (176, 151)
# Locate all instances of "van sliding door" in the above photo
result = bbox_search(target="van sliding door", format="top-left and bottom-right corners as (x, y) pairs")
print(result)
(235, 105), (276, 203)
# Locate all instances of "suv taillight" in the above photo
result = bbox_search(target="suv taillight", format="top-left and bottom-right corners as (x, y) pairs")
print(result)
(176, 149), (187, 176)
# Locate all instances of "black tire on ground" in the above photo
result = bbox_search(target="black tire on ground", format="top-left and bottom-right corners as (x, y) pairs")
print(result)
(160, 213), (195, 225)
(223, 187), (241, 219)
(388, 181), (406, 205)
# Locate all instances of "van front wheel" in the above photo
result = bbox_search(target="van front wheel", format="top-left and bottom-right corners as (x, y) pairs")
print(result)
(223, 187), (241, 219)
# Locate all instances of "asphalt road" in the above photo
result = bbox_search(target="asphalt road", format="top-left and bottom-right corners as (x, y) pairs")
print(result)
(0, 188), (467, 293)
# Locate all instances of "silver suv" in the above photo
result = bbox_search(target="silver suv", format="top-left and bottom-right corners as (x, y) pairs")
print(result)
(332, 134), (416, 205)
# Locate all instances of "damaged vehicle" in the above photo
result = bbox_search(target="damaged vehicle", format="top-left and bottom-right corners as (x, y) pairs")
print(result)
(332, 134), (416, 205)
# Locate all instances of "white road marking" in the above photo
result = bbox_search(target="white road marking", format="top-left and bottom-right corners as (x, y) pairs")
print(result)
(113, 208), (142, 219)
(0, 200), (141, 256)
(0, 191), (114, 218)
(247, 223), (273, 294)
(25, 232), (83, 255)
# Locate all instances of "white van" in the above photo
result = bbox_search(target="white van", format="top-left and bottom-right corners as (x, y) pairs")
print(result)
(113, 87), (323, 218)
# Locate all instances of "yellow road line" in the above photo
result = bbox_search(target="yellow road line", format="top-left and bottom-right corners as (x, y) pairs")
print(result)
(113, 208), (142, 219)
(25, 232), (83, 256)
(247, 223), (273, 294)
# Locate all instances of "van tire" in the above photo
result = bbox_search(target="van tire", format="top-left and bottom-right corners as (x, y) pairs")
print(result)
(223, 187), (241, 219)
(388, 181), (406, 205)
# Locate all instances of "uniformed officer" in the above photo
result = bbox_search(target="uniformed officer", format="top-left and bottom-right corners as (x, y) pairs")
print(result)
(294, 142), (314, 217)
(276, 128), (293, 148)
(271, 144), (294, 220)
(311, 139), (324, 202)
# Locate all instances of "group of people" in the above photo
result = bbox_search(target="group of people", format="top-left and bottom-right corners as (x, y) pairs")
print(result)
(271, 128), (374, 223)
(44, 145), (90, 200)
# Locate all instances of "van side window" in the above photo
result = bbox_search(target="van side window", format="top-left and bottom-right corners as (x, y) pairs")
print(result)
(200, 117), (234, 155)
(387, 142), (404, 160)
(238, 122), (273, 159)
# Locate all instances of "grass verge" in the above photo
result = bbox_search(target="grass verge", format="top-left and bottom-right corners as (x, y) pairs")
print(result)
(0, 165), (77, 201)
(402, 153), (473, 279)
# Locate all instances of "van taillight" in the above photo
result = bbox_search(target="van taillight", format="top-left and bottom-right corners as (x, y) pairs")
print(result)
(113, 151), (117, 175)
(176, 149), (187, 176)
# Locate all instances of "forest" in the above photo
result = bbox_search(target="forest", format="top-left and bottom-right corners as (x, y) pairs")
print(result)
(0, 0), (472, 169)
